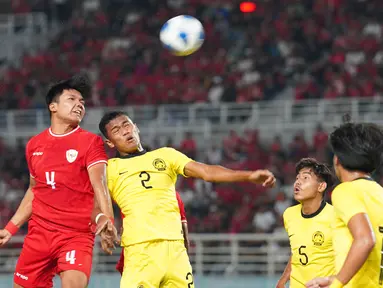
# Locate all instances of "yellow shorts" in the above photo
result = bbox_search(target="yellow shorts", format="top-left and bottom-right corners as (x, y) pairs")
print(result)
(121, 240), (194, 288)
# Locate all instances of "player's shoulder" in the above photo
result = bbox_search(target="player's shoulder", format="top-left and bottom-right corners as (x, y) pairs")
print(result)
(149, 147), (179, 158)
(26, 129), (49, 148)
(107, 157), (119, 167)
(283, 204), (302, 220)
(332, 181), (357, 197)
(322, 202), (336, 216)
(152, 146), (176, 154)
(76, 128), (103, 141)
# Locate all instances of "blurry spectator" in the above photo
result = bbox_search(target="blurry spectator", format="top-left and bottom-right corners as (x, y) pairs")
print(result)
(252, 206), (276, 233)
(313, 124), (328, 149)
(208, 77), (224, 104)
(180, 132), (197, 159)
(274, 192), (292, 218)
(206, 144), (223, 165)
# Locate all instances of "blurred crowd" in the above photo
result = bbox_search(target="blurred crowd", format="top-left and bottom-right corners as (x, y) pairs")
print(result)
(1, 0), (383, 109)
(1, 0), (383, 233)
(0, 125), (334, 235)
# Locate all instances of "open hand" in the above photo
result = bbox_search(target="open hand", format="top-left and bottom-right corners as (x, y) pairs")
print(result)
(249, 169), (276, 188)
(306, 276), (334, 288)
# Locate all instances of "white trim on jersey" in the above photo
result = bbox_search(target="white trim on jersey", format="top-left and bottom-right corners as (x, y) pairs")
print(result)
(87, 160), (107, 170)
(30, 174), (35, 178)
(181, 220), (188, 223)
(49, 126), (80, 137)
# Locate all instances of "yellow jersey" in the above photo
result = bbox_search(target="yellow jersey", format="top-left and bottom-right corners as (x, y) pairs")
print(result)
(331, 178), (383, 287)
(107, 147), (193, 247)
(283, 202), (336, 288)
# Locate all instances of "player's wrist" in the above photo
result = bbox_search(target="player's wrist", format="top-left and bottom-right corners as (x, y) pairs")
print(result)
(330, 277), (344, 288)
(5, 221), (19, 236)
(95, 213), (114, 225)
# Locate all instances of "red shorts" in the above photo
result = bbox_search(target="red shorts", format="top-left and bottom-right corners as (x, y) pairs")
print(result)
(14, 219), (95, 288)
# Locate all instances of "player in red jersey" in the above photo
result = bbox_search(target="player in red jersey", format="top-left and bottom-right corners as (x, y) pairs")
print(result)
(0, 74), (117, 288)
(115, 191), (189, 275)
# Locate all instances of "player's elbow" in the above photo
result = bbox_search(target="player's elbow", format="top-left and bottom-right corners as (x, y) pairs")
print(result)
(358, 234), (376, 252)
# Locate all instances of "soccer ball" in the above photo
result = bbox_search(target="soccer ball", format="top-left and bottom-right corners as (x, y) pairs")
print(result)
(159, 15), (205, 56)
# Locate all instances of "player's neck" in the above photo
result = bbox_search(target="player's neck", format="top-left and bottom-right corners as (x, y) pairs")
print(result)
(339, 170), (370, 183)
(50, 121), (79, 135)
(301, 198), (323, 216)
(119, 144), (144, 157)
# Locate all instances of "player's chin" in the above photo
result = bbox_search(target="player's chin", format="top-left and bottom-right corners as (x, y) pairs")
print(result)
(67, 116), (82, 125)
(293, 194), (304, 202)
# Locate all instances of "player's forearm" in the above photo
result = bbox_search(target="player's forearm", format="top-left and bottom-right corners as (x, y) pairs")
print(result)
(93, 186), (114, 219)
(336, 238), (374, 285)
(10, 188), (34, 227)
(199, 165), (252, 183)
(279, 257), (291, 283)
(182, 222), (190, 252)
(89, 164), (114, 219)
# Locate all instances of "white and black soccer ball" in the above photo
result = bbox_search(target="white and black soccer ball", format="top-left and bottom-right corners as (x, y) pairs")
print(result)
(159, 15), (205, 56)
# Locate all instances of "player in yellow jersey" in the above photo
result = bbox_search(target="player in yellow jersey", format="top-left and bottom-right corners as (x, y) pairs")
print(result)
(98, 111), (276, 288)
(306, 120), (383, 288)
(277, 158), (336, 288)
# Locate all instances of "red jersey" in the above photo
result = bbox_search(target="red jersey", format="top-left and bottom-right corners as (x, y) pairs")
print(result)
(26, 126), (107, 232)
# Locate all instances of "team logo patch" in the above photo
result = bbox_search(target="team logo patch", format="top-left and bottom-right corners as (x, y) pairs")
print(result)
(153, 158), (166, 171)
(312, 231), (324, 246)
(66, 149), (78, 163)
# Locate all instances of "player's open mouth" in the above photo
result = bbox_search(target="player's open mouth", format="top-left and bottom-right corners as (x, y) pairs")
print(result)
(126, 137), (135, 143)
(73, 110), (82, 116)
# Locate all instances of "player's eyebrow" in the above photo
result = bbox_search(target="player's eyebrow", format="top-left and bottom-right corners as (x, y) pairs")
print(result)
(300, 171), (312, 176)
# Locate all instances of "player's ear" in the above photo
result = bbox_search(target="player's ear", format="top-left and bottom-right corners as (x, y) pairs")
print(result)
(318, 181), (327, 194)
(49, 102), (58, 113)
(105, 139), (115, 149)
(333, 155), (339, 166)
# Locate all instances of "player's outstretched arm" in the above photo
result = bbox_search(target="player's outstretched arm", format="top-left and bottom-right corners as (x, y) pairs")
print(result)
(276, 256), (291, 288)
(0, 176), (35, 247)
(184, 161), (276, 187)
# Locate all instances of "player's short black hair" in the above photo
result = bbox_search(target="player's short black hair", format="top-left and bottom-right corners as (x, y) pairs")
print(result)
(329, 118), (383, 173)
(45, 73), (91, 106)
(296, 158), (335, 195)
(99, 111), (129, 138)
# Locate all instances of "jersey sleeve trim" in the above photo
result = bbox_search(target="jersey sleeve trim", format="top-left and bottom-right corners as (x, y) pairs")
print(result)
(181, 220), (188, 223)
(30, 174), (35, 178)
(87, 160), (107, 170)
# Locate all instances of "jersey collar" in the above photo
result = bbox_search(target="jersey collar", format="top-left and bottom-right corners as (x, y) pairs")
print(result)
(352, 176), (374, 182)
(301, 201), (326, 219)
(49, 126), (80, 137)
(118, 149), (147, 159)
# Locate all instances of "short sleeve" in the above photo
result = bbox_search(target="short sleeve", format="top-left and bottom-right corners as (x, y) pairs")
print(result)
(332, 183), (367, 225)
(25, 140), (35, 178)
(86, 135), (108, 170)
(166, 148), (193, 177)
(282, 211), (288, 233)
(176, 191), (187, 222)
(106, 159), (116, 197)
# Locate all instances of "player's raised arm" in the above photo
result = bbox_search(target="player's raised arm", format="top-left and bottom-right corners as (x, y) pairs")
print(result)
(184, 161), (276, 187)
(0, 176), (35, 246)
(88, 162), (114, 220)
